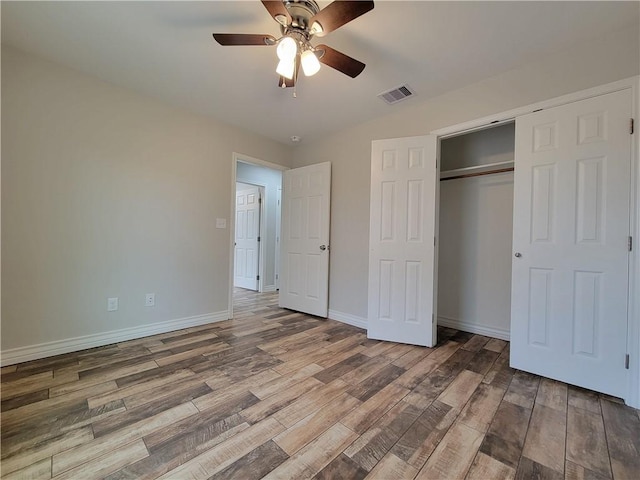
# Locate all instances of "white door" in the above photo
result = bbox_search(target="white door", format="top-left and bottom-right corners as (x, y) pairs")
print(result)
(368, 135), (439, 347)
(511, 89), (632, 398)
(234, 184), (261, 291)
(279, 162), (331, 317)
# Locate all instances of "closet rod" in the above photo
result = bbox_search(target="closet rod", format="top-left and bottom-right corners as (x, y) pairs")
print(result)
(440, 167), (514, 182)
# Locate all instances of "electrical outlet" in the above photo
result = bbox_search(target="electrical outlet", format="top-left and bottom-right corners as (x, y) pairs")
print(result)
(107, 297), (118, 312)
(145, 293), (155, 307)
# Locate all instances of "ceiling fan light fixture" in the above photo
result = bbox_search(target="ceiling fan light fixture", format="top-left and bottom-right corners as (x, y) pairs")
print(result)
(276, 58), (295, 79)
(301, 49), (321, 76)
(276, 36), (298, 61)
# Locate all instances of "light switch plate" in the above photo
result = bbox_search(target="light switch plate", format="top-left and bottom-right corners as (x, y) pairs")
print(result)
(107, 297), (118, 312)
(216, 218), (227, 229)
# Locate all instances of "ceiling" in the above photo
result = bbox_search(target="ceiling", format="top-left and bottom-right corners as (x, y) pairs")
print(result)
(2, 1), (638, 145)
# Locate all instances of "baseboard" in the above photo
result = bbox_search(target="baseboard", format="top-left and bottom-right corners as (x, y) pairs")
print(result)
(0, 311), (230, 366)
(328, 310), (368, 330)
(438, 316), (510, 341)
(262, 285), (277, 293)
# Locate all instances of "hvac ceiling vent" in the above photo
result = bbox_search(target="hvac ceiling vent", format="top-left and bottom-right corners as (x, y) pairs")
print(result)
(378, 84), (415, 105)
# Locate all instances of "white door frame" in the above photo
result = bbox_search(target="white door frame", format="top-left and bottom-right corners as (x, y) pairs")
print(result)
(430, 76), (639, 408)
(229, 153), (288, 319)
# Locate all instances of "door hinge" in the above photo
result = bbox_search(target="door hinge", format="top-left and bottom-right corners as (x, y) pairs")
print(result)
(257, 236), (261, 242)
(631, 118), (634, 134)
(629, 236), (633, 252)
(275, 274), (279, 280)
(256, 275), (260, 281)
(625, 354), (630, 369)
(432, 313), (435, 324)
(259, 197), (262, 204)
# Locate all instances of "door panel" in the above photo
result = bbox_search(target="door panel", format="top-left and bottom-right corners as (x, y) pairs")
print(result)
(368, 135), (438, 347)
(511, 89), (631, 397)
(234, 184), (261, 290)
(279, 162), (331, 317)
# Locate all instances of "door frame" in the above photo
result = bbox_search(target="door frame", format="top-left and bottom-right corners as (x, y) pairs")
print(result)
(229, 153), (288, 319)
(430, 76), (639, 408)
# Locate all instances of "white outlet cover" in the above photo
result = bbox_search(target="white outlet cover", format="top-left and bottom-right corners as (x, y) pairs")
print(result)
(107, 297), (118, 312)
(145, 293), (155, 307)
(216, 218), (227, 229)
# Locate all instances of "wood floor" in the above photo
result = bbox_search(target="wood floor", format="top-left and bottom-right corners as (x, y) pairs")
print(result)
(2, 289), (639, 480)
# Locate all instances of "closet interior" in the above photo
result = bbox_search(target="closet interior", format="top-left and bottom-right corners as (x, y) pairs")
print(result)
(437, 122), (516, 340)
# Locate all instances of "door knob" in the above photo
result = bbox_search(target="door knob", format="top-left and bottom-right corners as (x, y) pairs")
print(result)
(514, 252), (522, 258)
(319, 245), (327, 251)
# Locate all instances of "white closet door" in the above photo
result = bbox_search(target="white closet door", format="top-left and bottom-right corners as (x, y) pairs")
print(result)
(234, 185), (261, 291)
(279, 162), (331, 317)
(511, 89), (632, 398)
(368, 135), (438, 347)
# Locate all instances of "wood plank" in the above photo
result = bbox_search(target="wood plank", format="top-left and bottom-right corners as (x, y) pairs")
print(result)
(393, 357), (438, 390)
(479, 400), (532, 469)
(240, 376), (324, 424)
(1, 457), (51, 480)
(250, 363), (323, 400)
(437, 369), (484, 409)
(392, 346), (433, 370)
(503, 371), (540, 410)
(515, 456), (563, 480)
(273, 378), (351, 428)
(466, 452), (515, 480)
(566, 404), (612, 478)
(53, 439), (149, 480)
(600, 398), (640, 480)
(262, 423), (358, 480)
(484, 338), (508, 353)
(391, 400), (455, 469)
(274, 392), (361, 455)
(344, 400), (421, 472)
(1, 426), (94, 476)
(52, 402), (198, 476)
(415, 422), (484, 480)
(565, 460), (611, 480)
(458, 383), (505, 433)
(522, 403), (567, 473)
(348, 364), (405, 401)
(315, 453), (368, 480)
(568, 386), (601, 414)
(208, 440), (289, 480)
(462, 335), (491, 352)
(466, 348), (500, 376)
(340, 383), (410, 434)
(365, 452), (418, 479)
(156, 416), (285, 479)
(535, 378), (568, 413)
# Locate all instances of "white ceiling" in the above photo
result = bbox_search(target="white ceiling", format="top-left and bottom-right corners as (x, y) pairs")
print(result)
(2, 1), (638, 145)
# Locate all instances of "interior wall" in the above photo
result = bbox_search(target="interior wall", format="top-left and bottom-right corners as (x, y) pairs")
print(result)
(235, 162), (283, 291)
(291, 25), (640, 323)
(1, 45), (292, 355)
(438, 124), (515, 339)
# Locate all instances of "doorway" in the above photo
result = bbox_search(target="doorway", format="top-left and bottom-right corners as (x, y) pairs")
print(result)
(230, 154), (286, 317)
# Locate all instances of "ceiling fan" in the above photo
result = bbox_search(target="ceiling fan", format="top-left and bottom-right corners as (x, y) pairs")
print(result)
(213, 0), (374, 88)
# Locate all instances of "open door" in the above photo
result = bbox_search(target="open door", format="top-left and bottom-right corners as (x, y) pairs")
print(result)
(234, 184), (261, 291)
(511, 89), (632, 398)
(368, 135), (439, 347)
(279, 162), (331, 317)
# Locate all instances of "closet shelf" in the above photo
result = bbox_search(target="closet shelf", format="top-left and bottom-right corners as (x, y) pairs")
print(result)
(440, 160), (514, 181)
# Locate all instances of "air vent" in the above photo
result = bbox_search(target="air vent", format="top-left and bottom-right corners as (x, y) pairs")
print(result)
(378, 84), (415, 105)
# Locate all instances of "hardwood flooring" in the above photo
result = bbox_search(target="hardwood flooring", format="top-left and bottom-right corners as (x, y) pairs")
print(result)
(2, 289), (639, 479)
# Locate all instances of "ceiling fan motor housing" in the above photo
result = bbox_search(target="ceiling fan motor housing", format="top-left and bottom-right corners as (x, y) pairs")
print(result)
(282, 0), (321, 36)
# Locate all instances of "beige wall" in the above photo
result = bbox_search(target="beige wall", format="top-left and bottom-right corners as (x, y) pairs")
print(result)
(1, 46), (291, 352)
(292, 25), (640, 321)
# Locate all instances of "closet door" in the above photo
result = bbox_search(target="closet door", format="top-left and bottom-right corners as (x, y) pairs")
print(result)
(368, 135), (438, 347)
(511, 89), (631, 398)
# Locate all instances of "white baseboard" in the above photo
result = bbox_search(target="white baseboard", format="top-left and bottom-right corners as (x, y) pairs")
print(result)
(438, 316), (510, 341)
(0, 311), (230, 366)
(328, 310), (368, 330)
(262, 285), (277, 293)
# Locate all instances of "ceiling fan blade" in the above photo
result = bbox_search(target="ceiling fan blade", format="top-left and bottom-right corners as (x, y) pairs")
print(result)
(316, 44), (365, 78)
(309, 1), (374, 37)
(212, 33), (276, 46)
(261, 0), (291, 26)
